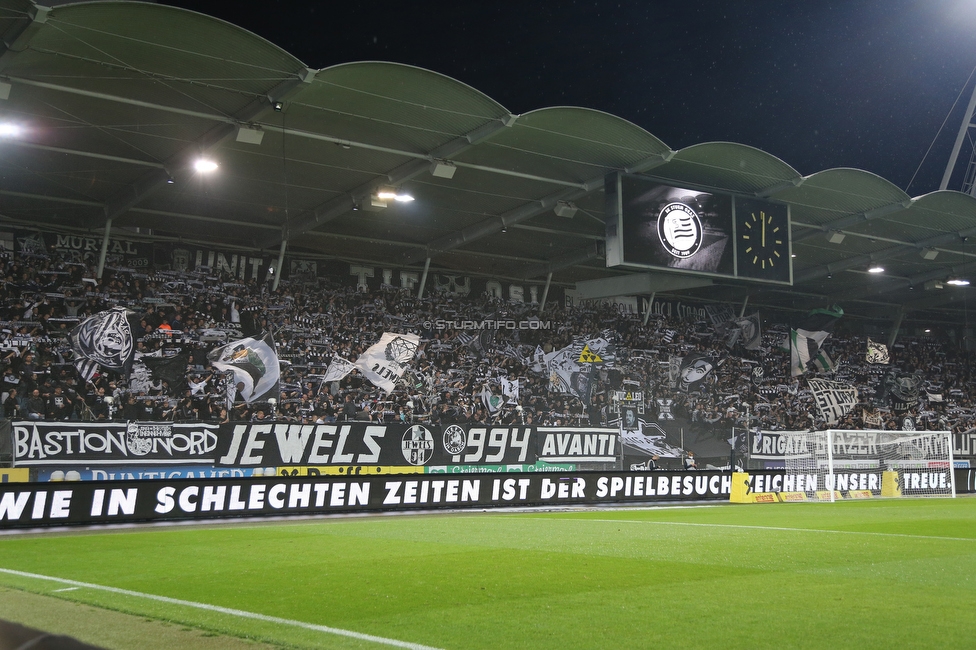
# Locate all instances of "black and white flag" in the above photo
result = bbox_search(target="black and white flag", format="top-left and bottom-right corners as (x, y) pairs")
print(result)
(866, 338), (890, 364)
(322, 356), (355, 383)
(209, 331), (280, 403)
(354, 332), (420, 393)
(808, 378), (858, 425)
(730, 313), (762, 350)
(69, 307), (139, 381)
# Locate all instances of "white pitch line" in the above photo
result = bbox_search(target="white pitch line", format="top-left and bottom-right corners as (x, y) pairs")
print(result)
(501, 516), (976, 543)
(0, 567), (443, 650)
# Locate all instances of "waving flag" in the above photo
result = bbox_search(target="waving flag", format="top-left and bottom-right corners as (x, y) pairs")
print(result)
(808, 378), (858, 424)
(322, 356), (356, 383)
(69, 307), (140, 381)
(866, 338), (890, 364)
(354, 333), (421, 392)
(209, 331), (280, 403)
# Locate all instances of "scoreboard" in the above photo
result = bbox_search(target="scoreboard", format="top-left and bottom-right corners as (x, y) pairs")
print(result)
(605, 173), (792, 285)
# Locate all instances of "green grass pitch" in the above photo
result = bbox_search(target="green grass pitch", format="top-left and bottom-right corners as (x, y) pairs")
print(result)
(0, 498), (974, 649)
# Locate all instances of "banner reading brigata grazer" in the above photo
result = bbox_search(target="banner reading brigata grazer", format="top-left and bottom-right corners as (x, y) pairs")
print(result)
(0, 470), (733, 528)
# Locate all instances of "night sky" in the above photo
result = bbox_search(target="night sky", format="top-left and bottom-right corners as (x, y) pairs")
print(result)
(163, 1), (976, 196)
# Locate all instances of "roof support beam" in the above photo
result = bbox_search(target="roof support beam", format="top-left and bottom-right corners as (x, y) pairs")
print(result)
(794, 225), (976, 284)
(96, 71), (316, 227)
(0, 3), (50, 59)
(755, 176), (804, 198)
(275, 113), (517, 245)
(1, 140), (165, 167)
(519, 242), (604, 280)
(397, 150), (675, 266)
(791, 199), (913, 244)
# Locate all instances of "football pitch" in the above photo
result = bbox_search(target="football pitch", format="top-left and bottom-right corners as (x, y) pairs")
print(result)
(0, 498), (973, 649)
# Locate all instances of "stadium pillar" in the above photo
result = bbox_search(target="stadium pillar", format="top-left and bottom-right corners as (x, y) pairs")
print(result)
(642, 292), (656, 326)
(941, 80), (976, 190)
(96, 218), (112, 280)
(272, 237), (286, 292)
(739, 295), (750, 317)
(887, 307), (904, 348)
(417, 257), (431, 298)
(539, 272), (552, 313)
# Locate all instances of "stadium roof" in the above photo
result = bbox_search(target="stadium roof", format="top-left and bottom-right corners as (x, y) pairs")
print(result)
(2, 0), (976, 328)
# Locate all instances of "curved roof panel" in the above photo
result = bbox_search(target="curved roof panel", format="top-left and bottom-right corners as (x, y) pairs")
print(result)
(649, 142), (800, 194)
(459, 107), (670, 185)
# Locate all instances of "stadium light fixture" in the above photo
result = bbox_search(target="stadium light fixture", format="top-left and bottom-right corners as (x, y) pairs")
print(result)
(0, 122), (22, 137)
(375, 187), (414, 203)
(920, 248), (939, 260)
(868, 265), (884, 273)
(194, 158), (218, 173)
(826, 231), (845, 244)
(946, 277), (970, 286)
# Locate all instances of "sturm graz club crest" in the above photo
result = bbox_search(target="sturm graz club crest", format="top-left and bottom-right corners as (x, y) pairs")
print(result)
(657, 202), (703, 259)
(126, 422), (152, 456)
(402, 425), (434, 465)
(385, 336), (419, 366)
(443, 424), (467, 456)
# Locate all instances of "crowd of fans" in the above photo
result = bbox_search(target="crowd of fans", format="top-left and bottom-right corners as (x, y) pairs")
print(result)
(0, 241), (973, 437)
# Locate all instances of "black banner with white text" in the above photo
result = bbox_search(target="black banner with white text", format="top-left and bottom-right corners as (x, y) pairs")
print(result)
(0, 470), (732, 528)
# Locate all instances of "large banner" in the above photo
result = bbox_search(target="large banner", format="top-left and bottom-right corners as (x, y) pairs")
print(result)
(11, 422), (220, 466)
(8, 421), (615, 470)
(0, 470), (733, 528)
(748, 429), (976, 462)
(215, 422), (540, 468)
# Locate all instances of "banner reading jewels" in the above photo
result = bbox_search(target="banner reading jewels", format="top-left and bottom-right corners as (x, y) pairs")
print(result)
(216, 422), (564, 467)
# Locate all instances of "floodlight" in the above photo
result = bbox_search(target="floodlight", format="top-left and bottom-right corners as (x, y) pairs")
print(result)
(194, 158), (218, 173)
(868, 265), (884, 273)
(826, 231), (845, 244)
(0, 123), (21, 137)
(947, 277), (970, 286)
(920, 248), (939, 260)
